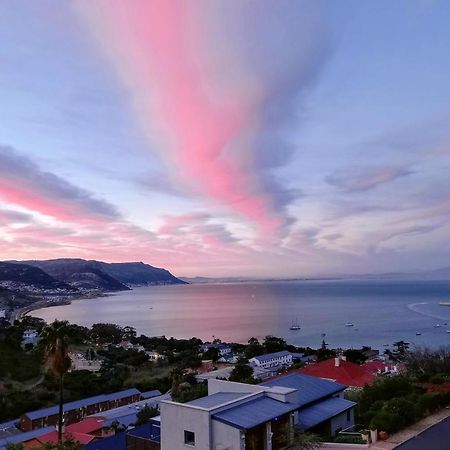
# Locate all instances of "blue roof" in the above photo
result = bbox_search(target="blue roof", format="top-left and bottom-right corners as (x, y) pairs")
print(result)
(0, 419), (18, 430)
(0, 426), (54, 449)
(187, 392), (249, 409)
(140, 389), (161, 399)
(212, 395), (298, 430)
(106, 388), (140, 401)
(298, 397), (355, 429)
(84, 431), (126, 450)
(261, 373), (346, 407)
(128, 422), (160, 442)
(102, 413), (138, 428)
(252, 351), (291, 363)
(25, 389), (141, 420)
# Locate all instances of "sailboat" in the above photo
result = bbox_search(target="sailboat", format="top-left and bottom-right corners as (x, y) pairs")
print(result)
(290, 318), (301, 330)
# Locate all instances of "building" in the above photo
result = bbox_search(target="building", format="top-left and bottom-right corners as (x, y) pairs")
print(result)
(20, 389), (141, 432)
(261, 373), (356, 437)
(160, 379), (299, 450)
(159, 373), (355, 450)
(200, 343), (233, 356)
(21, 329), (39, 348)
(249, 351), (293, 369)
(298, 356), (396, 388)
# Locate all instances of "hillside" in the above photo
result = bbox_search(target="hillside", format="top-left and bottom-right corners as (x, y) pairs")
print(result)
(0, 261), (74, 294)
(99, 261), (187, 286)
(22, 259), (130, 292)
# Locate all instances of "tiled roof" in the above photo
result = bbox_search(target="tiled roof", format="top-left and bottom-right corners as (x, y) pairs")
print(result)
(37, 430), (95, 445)
(212, 395), (298, 430)
(261, 373), (346, 407)
(251, 351), (292, 363)
(65, 418), (104, 434)
(298, 397), (356, 429)
(186, 392), (250, 409)
(24, 389), (141, 420)
(0, 426), (54, 449)
(298, 358), (379, 387)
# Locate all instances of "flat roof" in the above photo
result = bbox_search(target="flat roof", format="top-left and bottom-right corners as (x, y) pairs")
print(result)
(186, 392), (250, 409)
(212, 396), (298, 430)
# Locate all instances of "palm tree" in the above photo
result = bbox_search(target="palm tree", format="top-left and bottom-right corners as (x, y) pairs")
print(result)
(40, 320), (73, 442)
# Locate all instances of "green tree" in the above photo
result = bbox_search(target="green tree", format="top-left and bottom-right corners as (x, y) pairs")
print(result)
(135, 405), (159, 425)
(263, 335), (287, 353)
(229, 363), (255, 384)
(343, 349), (367, 364)
(39, 320), (73, 443)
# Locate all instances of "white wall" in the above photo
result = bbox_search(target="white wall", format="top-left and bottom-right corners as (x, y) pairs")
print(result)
(330, 408), (355, 436)
(160, 402), (211, 450)
(212, 420), (243, 450)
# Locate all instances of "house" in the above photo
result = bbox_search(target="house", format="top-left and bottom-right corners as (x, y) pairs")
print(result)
(199, 342), (232, 356)
(298, 356), (392, 388)
(21, 329), (39, 348)
(249, 350), (293, 369)
(0, 426), (55, 450)
(261, 373), (355, 437)
(145, 351), (166, 361)
(160, 379), (299, 450)
(20, 389), (141, 431)
(217, 353), (239, 364)
(159, 373), (355, 449)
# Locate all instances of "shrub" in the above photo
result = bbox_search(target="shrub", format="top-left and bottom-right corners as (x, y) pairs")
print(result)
(335, 434), (366, 444)
(370, 412), (402, 434)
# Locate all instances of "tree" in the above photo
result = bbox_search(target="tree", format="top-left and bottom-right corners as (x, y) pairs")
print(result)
(39, 320), (73, 443)
(229, 363), (255, 384)
(343, 349), (367, 364)
(202, 347), (220, 362)
(90, 323), (123, 344)
(287, 428), (322, 449)
(263, 335), (287, 353)
(135, 405), (159, 425)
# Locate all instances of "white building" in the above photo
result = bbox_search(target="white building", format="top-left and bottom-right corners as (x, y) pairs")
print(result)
(249, 351), (293, 369)
(160, 374), (355, 450)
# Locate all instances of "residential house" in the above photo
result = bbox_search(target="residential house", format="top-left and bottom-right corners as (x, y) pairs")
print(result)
(261, 373), (355, 437)
(298, 356), (396, 388)
(21, 329), (39, 348)
(249, 351), (293, 369)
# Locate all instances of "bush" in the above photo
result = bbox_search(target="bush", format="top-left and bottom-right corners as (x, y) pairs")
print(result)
(334, 434), (366, 444)
(370, 412), (402, 434)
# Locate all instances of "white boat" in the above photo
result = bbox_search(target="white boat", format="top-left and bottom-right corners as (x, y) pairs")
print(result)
(289, 318), (301, 330)
(416, 332), (422, 336)
(439, 301), (450, 306)
(345, 322), (354, 327)
(434, 324), (441, 328)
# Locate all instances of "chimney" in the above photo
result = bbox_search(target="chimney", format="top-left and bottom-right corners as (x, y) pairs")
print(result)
(341, 355), (347, 361)
(335, 357), (340, 367)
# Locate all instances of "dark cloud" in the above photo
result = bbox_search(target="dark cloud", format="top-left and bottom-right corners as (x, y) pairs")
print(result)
(326, 166), (414, 193)
(0, 145), (121, 219)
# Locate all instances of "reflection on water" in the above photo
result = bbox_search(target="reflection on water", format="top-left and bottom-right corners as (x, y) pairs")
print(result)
(31, 280), (450, 350)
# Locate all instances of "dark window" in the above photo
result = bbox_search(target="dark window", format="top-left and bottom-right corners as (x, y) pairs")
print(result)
(347, 410), (351, 421)
(184, 430), (195, 446)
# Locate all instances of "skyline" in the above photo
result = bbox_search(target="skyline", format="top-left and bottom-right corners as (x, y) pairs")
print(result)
(1, 0), (450, 277)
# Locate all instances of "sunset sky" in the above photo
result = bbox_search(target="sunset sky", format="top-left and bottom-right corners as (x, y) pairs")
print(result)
(1, 0), (449, 277)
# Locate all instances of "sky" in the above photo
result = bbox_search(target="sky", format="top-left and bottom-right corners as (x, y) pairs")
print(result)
(0, 0), (449, 278)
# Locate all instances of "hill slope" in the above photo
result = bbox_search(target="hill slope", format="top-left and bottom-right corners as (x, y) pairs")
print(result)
(99, 261), (187, 286)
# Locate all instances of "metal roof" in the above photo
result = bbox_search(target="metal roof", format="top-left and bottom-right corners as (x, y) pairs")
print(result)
(186, 392), (249, 409)
(83, 431), (126, 450)
(212, 396), (298, 430)
(140, 389), (162, 399)
(128, 422), (160, 442)
(0, 426), (55, 450)
(297, 397), (356, 429)
(261, 373), (347, 407)
(24, 389), (141, 420)
(251, 351), (291, 363)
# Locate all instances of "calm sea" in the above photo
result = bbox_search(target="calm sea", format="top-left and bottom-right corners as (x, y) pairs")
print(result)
(31, 280), (450, 351)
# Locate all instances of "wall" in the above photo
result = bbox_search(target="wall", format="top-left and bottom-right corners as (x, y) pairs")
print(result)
(160, 402), (211, 450)
(330, 408), (355, 436)
(212, 420), (242, 450)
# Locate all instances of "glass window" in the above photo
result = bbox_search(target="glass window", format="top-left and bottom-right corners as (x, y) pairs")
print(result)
(184, 430), (195, 446)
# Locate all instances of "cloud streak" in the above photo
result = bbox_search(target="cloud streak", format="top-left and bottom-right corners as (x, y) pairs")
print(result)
(76, 0), (330, 235)
(0, 145), (120, 222)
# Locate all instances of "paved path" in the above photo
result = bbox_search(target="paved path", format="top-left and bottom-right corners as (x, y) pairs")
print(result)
(370, 407), (450, 449)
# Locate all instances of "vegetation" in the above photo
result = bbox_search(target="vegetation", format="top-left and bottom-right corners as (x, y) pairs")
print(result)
(229, 361), (256, 384)
(135, 405), (159, 425)
(287, 429), (322, 449)
(6, 439), (82, 450)
(39, 320), (73, 442)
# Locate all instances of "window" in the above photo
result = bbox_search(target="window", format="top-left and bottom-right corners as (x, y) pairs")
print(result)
(184, 430), (195, 446)
(347, 410), (351, 421)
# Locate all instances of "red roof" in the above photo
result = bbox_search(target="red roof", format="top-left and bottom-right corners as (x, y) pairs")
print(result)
(66, 417), (104, 434)
(298, 358), (381, 388)
(37, 431), (95, 445)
